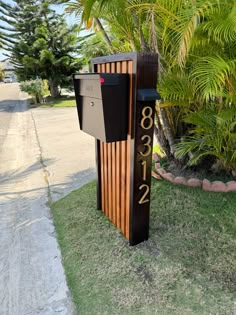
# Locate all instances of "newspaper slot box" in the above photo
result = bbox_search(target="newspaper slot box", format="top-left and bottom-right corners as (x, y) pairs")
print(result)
(73, 73), (129, 143)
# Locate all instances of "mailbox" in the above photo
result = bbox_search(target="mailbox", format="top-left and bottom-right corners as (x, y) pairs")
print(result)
(73, 73), (129, 143)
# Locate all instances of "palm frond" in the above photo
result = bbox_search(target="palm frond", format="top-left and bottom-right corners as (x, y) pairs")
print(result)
(190, 55), (236, 101)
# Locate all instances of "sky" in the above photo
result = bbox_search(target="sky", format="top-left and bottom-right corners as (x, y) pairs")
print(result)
(0, 0), (78, 60)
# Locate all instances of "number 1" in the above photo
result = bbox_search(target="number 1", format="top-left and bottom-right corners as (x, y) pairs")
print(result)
(141, 160), (147, 181)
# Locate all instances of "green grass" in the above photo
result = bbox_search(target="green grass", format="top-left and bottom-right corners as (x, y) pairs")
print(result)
(51, 180), (236, 315)
(41, 96), (76, 108)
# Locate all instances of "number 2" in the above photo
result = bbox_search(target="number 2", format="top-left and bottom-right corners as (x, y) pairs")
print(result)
(138, 184), (150, 204)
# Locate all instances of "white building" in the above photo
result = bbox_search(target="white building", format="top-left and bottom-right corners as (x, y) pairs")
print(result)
(0, 58), (17, 82)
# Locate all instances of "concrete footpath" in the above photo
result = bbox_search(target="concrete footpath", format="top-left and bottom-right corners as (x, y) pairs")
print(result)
(0, 98), (95, 314)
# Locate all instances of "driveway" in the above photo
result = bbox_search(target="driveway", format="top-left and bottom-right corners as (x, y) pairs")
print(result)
(0, 83), (96, 314)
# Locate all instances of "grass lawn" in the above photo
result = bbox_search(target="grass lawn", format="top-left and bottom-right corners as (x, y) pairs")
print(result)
(35, 96), (76, 108)
(51, 178), (236, 315)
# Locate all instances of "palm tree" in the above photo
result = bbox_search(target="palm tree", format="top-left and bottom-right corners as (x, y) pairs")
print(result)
(65, 0), (152, 53)
(130, 0), (236, 163)
(64, 0), (236, 170)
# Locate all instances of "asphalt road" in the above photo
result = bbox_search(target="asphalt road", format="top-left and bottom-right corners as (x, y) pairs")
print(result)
(0, 83), (23, 151)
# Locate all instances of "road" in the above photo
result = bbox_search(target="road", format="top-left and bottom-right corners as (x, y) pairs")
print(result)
(0, 83), (23, 152)
(0, 83), (95, 315)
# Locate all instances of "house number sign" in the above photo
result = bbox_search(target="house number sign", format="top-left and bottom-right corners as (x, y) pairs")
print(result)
(138, 106), (154, 204)
(136, 102), (155, 203)
(131, 88), (159, 245)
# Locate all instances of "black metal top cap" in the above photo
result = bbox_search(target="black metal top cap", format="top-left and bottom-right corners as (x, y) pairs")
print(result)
(137, 89), (161, 101)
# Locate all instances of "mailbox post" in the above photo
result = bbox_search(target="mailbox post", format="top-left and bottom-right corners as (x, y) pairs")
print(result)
(74, 52), (160, 245)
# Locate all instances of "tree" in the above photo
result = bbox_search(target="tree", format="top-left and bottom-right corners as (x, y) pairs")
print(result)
(64, 0), (236, 172)
(136, 0), (236, 170)
(0, 0), (82, 97)
(0, 0), (16, 50)
(65, 0), (153, 53)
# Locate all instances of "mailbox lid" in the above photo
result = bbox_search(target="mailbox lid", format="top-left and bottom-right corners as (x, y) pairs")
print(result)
(73, 74), (102, 99)
(73, 73), (129, 99)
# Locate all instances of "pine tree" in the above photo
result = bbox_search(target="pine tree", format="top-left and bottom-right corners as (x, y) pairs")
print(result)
(0, 0), (81, 97)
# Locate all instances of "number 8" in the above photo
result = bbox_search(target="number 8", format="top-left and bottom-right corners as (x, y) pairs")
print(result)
(140, 106), (153, 130)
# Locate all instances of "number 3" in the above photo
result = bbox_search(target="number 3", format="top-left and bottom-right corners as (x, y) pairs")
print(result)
(140, 135), (152, 157)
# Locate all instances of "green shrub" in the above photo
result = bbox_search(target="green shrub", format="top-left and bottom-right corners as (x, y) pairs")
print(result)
(0, 66), (4, 81)
(20, 79), (49, 104)
(175, 108), (236, 173)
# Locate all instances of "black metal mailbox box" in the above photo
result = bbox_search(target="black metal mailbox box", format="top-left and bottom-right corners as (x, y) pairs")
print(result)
(73, 73), (129, 143)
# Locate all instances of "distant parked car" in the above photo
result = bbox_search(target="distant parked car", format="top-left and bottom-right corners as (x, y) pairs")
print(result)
(3, 76), (13, 83)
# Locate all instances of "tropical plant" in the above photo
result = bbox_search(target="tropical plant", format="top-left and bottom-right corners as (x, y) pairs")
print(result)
(175, 107), (236, 173)
(20, 79), (48, 104)
(135, 0), (236, 167)
(65, 0), (154, 53)
(63, 0), (236, 171)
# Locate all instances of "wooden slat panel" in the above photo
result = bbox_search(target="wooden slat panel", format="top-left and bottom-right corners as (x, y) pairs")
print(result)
(95, 58), (133, 240)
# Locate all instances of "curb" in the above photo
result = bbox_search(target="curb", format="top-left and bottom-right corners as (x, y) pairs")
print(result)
(152, 153), (236, 192)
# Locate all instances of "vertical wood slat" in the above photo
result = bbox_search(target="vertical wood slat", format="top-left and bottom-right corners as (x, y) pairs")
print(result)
(95, 59), (133, 240)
